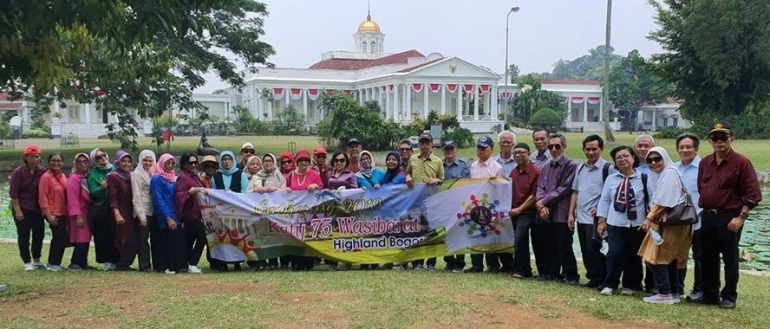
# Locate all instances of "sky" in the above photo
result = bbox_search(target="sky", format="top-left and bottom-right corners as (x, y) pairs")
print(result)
(197, 0), (663, 92)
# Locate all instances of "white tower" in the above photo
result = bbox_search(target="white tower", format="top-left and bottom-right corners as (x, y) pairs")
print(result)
(354, 8), (384, 54)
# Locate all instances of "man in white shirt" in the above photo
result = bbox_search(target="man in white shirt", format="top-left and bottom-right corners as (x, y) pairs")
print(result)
(467, 136), (505, 272)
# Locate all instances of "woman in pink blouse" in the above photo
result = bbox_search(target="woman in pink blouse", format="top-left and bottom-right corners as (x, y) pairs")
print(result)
(286, 149), (322, 271)
(38, 153), (69, 272)
(66, 153), (94, 270)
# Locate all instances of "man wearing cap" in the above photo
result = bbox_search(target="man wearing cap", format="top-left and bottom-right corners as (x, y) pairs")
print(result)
(406, 132), (444, 271)
(237, 142), (256, 170)
(535, 133), (579, 284)
(697, 121), (762, 309)
(312, 147), (333, 187)
(509, 142), (541, 279)
(9, 144), (47, 271)
(346, 138), (362, 173)
(493, 131), (517, 177)
(441, 140), (470, 272)
(467, 136), (506, 273)
(531, 128), (551, 169)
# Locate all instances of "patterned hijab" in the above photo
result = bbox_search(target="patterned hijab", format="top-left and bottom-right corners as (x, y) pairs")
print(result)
(109, 150), (133, 182)
(89, 148), (114, 171)
(358, 150), (375, 176)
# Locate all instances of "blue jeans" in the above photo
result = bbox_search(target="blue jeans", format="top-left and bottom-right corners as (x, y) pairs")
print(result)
(603, 225), (644, 290)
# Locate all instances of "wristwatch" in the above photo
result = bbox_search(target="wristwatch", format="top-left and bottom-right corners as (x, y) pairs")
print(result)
(739, 212), (749, 220)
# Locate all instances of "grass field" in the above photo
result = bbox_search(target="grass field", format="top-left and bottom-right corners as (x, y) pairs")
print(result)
(0, 244), (769, 328)
(2, 132), (769, 170)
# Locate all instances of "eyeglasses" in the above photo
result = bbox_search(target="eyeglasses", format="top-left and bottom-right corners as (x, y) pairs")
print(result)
(709, 134), (729, 142)
(399, 148), (412, 152)
(242, 149), (255, 154)
(297, 159), (310, 163)
(547, 144), (562, 150)
(513, 150), (528, 155)
(333, 158), (346, 163)
(646, 156), (663, 164)
(166, 162), (176, 166)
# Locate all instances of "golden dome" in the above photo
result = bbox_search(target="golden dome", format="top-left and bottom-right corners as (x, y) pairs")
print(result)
(357, 14), (381, 33)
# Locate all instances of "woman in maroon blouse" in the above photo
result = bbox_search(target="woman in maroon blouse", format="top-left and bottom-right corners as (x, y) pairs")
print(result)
(9, 145), (47, 271)
(175, 152), (207, 274)
(107, 150), (139, 271)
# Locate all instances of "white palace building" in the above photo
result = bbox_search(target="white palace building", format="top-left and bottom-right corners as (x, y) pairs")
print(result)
(3, 10), (696, 138)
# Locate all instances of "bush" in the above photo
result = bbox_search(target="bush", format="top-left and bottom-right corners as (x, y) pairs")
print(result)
(728, 114), (770, 139)
(24, 128), (52, 138)
(652, 127), (689, 139)
(528, 108), (562, 132)
(0, 121), (11, 139)
(443, 127), (474, 148)
(316, 92), (401, 151)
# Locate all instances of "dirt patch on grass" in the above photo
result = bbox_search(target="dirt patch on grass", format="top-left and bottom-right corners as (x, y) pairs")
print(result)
(177, 276), (269, 297)
(455, 292), (670, 329)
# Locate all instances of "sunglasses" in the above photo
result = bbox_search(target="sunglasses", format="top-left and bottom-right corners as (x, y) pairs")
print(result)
(646, 156), (663, 165)
(95, 154), (106, 160)
(333, 158), (346, 163)
(281, 160), (292, 164)
(188, 161), (198, 166)
(242, 149), (255, 154)
(297, 159), (311, 163)
(547, 144), (562, 150)
(399, 148), (412, 152)
(709, 134), (729, 142)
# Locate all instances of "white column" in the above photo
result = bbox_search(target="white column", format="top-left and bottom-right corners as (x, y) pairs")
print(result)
(490, 87), (498, 119)
(378, 87), (384, 116)
(406, 84), (412, 121)
(302, 89), (308, 118)
(599, 98), (603, 122)
(423, 85), (429, 118)
(456, 88), (462, 121)
(567, 97), (572, 123)
(284, 88), (289, 111)
(85, 103), (92, 124)
(583, 98), (588, 122)
(384, 87), (390, 119)
(393, 84), (400, 121)
(473, 85), (479, 121)
(440, 85), (446, 115)
(485, 90), (492, 120)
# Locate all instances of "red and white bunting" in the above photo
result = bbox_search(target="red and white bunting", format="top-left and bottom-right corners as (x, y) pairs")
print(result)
(588, 96), (601, 104)
(343, 90), (353, 96)
(411, 83), (424, 93)
(429, 84), (441, 93)
(446, 84), (458, 93)
(272, 88), (285, 100)
(479, 85), (491, 95)
(308, 89), (320, 100)
(571, 97), (585, 104)
(499, 91), (512, 100)
(463, 84), (475, 93)
(289, 88), (303, 100)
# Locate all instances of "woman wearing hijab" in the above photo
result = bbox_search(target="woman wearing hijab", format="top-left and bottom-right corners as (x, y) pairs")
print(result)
(87, 148), (119, 271)
(175, 153), (207, 274)
(107, 151), (139, 271)
(249, 153), (287, 270)
(212, 151), (249, 193)
(596, 146), (648, 296)
(150, 154), (182, 274)
(132, 150), (158, 272)
(245, 156), (262, 180)
(66, 153), (94, 270)
(637, 147), (692, 304)
(356, 151), (384, 189)
(380, 151), (406, 186)
(38, 153), (69, 271)
(9, 145), (47, 271)
(279, 151), (296, 178)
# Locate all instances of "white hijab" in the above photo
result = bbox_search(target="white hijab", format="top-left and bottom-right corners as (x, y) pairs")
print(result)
(646, 146), (683, 208)
(133, 149), (157, 185)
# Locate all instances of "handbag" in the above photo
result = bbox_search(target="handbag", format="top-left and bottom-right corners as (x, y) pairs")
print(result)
(658, 174), (698, 226)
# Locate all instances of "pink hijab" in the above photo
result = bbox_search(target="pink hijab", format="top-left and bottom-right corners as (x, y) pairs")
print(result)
(154, 153), (177, 182)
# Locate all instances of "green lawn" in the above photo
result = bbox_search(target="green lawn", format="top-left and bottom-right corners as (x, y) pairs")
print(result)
(3, 132), (769, 170)
(0, 243), (768, 328)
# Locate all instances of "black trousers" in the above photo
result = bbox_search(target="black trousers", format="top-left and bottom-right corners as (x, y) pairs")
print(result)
(701, 211), (742, 303)
(47, 216), (69, 266)
(531, 219), (555, 279)
(89, 203), (118, 264)
(512, 212), (535, 277)
(70, 243), (90, 268)
(548, 222), (579, 281)
(650, 261), (680, 295)
(679, 228), (703, 294)
(137, 215), (156, 271)
(167, 227), (188, 272)
(411, 257), (436, 268)
(603, 225), (645, 290)
(12, 208), (45, 264)
(577, 222), (606, 284)
(444, 255), (465, 270)
(185, 219), (207, 267)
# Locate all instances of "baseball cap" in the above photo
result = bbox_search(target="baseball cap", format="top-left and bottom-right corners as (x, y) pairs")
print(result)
(708, 121), (732, 135)
(418, 133), (432, 142)
(442, 140), (458, 149)
(477, 136), (494, 148)
(23, 145), (41, 156)
(313, 147), (328, 155)
(347, 138), (361, 146)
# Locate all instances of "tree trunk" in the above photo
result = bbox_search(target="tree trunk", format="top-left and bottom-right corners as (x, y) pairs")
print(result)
(603, 0), (616, 143)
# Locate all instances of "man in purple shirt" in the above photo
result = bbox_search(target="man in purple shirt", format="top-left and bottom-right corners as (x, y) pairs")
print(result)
(535, 133), (578, 284)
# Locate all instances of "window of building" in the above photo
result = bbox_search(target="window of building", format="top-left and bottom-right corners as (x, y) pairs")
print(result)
(67, 105), (80, 123)
(362, 41), (368, 53)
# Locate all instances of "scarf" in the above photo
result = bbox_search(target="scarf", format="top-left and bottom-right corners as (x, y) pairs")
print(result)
(109, 150), (133, 182)
(89, 148), (114, 171)
(133, 149), (156, 187)
(613, 175), (638, 220)
(219, 151), (239, 176)
(381, 151), (403, 185)
(359, 150), (375, 176)
(72, 153), (91, 202)
(154, 153), (177, 182)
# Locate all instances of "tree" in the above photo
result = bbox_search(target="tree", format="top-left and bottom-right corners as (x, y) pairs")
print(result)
(510, 74), (568, 126)
(276, 104), (306, 135)
(529, 108), (563, 132)
(546, 45), (623, 81)
(316, 92), (401, 151)
(648, 0), (770, 127)
(608, 50), (669, 130)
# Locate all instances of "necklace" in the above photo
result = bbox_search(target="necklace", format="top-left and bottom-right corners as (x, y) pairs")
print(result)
(295, 171), (307, 186)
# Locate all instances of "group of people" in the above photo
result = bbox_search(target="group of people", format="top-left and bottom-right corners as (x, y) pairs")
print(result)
(8, 120), (761, 309)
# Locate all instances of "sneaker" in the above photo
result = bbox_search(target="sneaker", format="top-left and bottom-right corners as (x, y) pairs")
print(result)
(68, 264), (83, 271)
(46, 265), (64, 272)
(31, 261), (45, 269)
(104, 262), (117, 271)
(0, 284), (6, 293)
(427, 265), (436, 272)
(452, 268), (464, 273)
(164, 269), (176, 274)
(643, 294), (677, 305)
(391, 265), (404, 271)
(413, 264), (424, 271)
(600, 287), (614, 296)
(188, 265), (202, 274)
(620, 288), (634, 296)
(23, 263), (36, 271)
(511, 273), (524, 279)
